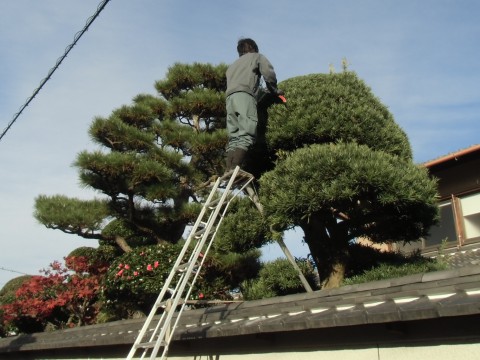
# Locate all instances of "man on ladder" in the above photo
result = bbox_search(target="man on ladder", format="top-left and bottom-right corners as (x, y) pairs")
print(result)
(223, 38), (308, 294)
(224, 37), (285, 171)
(125, 38), (307, 360)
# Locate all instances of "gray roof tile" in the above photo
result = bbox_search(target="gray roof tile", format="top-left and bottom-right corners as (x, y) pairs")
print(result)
(1, 265), (480, 354)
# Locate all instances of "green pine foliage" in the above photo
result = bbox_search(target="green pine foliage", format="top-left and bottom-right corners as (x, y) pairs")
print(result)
(241, 258), (318, 300)
(342, 257), (448, 286)
(258, 71), (438, 288)
(0, 276), (32, 306)
(32, 62), (271, 320)
(341, 244), (448, 280)
(34, 195), (110, 234)
(26, 62), (441, 328)
(260, 142), (438, 240)
(267, 72), (412, 160)
(34, 63), (230, 256)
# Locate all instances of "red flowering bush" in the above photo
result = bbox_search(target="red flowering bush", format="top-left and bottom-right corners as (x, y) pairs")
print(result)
(103, 244), (182, 314)
(103, 243), (220, 316)
(1, 256), (106, 334)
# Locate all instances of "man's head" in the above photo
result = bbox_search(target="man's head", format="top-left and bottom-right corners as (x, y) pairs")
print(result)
(237, 38), (258, 56)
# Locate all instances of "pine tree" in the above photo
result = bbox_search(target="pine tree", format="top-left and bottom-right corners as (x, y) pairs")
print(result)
(35, 63), (230, 252)
(34, 63), (268, 310)
(33, 65), (438, 300)
(259, 71), (438, 288)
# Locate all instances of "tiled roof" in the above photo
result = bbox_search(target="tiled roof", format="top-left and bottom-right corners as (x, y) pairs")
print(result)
(1, 265), (480, 354)
(433, 245), (480, 268)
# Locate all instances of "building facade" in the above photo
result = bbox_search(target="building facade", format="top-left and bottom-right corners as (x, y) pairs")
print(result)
(421, 144), (480, 253)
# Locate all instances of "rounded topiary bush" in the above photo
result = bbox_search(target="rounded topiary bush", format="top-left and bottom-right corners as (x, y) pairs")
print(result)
(0, 276), (32, 305)
(267, 72), (412, 160)
(260, 142), (438, 241)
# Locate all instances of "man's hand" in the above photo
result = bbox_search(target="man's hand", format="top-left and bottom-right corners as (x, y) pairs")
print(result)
(276, 89), (286, 103)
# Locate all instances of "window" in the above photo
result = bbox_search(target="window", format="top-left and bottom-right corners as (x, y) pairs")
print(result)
(460, 193), (480, 242)
(424, 201), (457, 248)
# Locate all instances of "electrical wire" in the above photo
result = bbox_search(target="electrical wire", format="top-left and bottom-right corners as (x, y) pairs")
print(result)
(0, 0), (112, 143)
(0, 266), (29, 276)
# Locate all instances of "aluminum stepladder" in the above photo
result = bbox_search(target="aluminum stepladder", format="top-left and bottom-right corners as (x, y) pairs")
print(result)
(126, 166), (257, 360)
(126, 166), (312, 360)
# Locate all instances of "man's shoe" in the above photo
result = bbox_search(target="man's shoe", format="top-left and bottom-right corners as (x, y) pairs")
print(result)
(231, 148), (247, 169)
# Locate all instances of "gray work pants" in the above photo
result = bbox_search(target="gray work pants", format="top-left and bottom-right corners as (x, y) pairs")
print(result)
(226, 92), (258, 152)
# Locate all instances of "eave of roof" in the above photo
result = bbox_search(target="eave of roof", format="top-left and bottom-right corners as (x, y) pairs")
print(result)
(1, 265), (480, 353)
(423, 144), (480, 168)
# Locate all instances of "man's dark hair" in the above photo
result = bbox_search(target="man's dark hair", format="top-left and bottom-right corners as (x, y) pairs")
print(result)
(237, 38), (259, 56)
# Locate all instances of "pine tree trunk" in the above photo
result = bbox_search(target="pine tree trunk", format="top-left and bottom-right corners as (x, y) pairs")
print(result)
(300, 212), (349, 289)
(115, 235), (132, 253)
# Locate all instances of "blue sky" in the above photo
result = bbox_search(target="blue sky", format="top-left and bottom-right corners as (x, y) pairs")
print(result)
(1, 0), (479, 288)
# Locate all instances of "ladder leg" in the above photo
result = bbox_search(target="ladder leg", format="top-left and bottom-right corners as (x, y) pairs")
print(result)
(126, 167), (252, 360)
(275, 237), (313, 292)
(245, 184), (263, 213)
(244, 183), (313, 293)
(126, 167), (312, 360)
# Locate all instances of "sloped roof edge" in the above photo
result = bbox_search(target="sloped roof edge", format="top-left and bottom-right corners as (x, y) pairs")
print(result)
(1, 265), (480, 354)
(423, 144), (480, 168)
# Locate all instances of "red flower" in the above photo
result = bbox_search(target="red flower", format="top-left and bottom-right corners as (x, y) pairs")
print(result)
(146, 264), (153, 271)
(154, 261), (159, 268)
(124, 264), (130, 270)
(134, 271), (139, 276)
(116, 269), (124, 277)
(198, 292), (204, 299)
(118, 263), (124, 269)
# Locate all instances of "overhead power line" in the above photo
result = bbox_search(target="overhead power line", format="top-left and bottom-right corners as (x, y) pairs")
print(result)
(0, 266), (29, 276)
(0, 0), (112, 143)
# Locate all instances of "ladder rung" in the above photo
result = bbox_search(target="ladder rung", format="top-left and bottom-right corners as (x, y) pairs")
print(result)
(205, 198), (221, 208)
(219, 169), (253, 183)
(175, 262), (190, 272)
(126, 167), (259, 360)
(194, 227), (208, 238)
(175, 262), (199, 273)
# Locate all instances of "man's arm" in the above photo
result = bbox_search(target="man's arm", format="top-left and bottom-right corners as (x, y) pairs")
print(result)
(258, 54), (279, 94)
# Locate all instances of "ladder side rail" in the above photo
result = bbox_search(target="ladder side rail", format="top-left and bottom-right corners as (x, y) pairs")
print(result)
(159, 205), (218, 309)
(137, 253), (200, 359)
(148, 221), (222, 359)
(163, 176), (251, 350)
(126, 281), (179, 360)
(127, 180), (224, 360)
(141, 263), (191, 350)
(277, 237), (313, 292)
(164, 208), (218, 306)
(128, 168), (252, 360)
(161, 195), (225, 302)
(240, 176), (313, 293)
(148, 175), (234, 359)
(148, 176), (222, 305)
(183, 203), (220, 266)
(127, 219), (206, 360)
(150, 169), (250, 359)
(166, 187), (243, 345)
